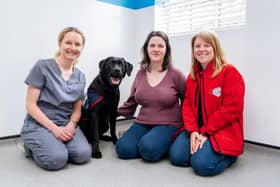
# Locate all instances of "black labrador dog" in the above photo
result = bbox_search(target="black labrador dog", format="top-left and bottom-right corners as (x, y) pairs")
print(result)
(79, 56), (133, 158)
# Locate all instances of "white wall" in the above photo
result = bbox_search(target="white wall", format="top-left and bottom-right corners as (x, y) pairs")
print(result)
(0, 0), (138, 137)
(170, 0), (280, 146)
(2, 0), (280, 147)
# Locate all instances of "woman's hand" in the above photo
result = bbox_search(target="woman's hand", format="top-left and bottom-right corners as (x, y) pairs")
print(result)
(198, 134), (208, 149)
(26, 85), (73, 142)
(190, 132), (208, 154)
(190, 131), (200, 154)
(51, 125), (73, 142)
(65, 121), (76, 136)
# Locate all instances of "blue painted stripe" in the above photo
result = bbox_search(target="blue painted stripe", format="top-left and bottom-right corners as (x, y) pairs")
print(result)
(97, 0), (155, 10)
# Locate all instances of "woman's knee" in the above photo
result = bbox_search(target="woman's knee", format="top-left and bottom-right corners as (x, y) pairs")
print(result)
(138, 138), (162, 162)
(192, 152), (237, 176)
(169, 131), (191, 166)
(138, 126), (178, 162)
(34, 149), (68, 170)
(190, 140), (228, 176)
(190, 153), (213, 176)
(169, 144), (190, 166)
(70, 145), (91, 164)
(116, 123), (148, 159)
(115, 138), (139, 159)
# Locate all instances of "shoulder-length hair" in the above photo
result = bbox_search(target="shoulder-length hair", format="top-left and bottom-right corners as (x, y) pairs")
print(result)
(190, 30), (228, 80)
(140, 31), (172, 72)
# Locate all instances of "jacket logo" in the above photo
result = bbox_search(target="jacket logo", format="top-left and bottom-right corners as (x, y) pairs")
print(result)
(212, 87), (221, 97)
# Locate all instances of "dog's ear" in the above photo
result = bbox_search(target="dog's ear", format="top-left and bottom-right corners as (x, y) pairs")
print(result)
(99, 59), (107, 70)
(122, 58), (133, 76)
(126, 62), (133, 76)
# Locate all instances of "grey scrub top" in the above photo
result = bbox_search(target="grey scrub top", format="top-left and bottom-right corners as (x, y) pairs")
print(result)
(24, 58), (86, 126)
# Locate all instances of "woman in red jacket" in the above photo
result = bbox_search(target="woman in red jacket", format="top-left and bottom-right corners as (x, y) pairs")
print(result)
(169, 30), (245, 176)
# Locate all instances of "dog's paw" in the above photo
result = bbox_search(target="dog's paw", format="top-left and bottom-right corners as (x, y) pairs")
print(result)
(112, 136), (118, 144)
(92, 143), (102, 158)
(92, 151), (102, 159)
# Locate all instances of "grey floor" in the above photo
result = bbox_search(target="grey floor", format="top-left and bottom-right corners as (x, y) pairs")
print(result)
(1, 120), (280, 187)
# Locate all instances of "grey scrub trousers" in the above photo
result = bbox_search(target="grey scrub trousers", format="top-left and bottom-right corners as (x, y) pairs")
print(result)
(21, 59), (91, 170)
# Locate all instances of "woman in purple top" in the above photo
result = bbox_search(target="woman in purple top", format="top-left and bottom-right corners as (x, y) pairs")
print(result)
(116, 31), (186, 162)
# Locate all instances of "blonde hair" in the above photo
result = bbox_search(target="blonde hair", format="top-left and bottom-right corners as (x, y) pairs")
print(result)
(55, 27), (86, 65)
(190, 30), (228, 80)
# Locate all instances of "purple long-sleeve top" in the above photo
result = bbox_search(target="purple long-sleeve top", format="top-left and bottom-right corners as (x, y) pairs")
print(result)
(118, 66), (186, 128)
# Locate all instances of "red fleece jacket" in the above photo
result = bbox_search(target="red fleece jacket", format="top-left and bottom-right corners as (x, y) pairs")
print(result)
(181, 62), (245, 156)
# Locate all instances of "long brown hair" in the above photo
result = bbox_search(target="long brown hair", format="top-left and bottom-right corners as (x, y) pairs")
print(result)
(190, 30), (228, 80)
(55, 27), (86, 65)
(140, 31), (172, 72)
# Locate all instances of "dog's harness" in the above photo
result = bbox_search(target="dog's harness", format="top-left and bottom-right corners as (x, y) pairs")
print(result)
(80, 88), (104, 121)
(80, 76), (119, 121)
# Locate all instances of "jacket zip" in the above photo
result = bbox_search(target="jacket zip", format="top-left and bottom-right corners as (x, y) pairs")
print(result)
(194, 74), (199, 107)
(201, 75), (208, 122)
(201, 73), (222, 154)
(194, 83), (198, 107)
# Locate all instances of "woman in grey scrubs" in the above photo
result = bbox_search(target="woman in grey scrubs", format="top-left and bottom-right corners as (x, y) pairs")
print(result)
(21, 27), (91, 170)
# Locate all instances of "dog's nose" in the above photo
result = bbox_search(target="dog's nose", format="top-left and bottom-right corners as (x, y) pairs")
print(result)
(114, 69), (121, 73)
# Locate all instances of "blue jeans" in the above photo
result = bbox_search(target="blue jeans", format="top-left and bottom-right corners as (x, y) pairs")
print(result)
(169, 131), (237, 176)
(115, 122), (179, 162)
